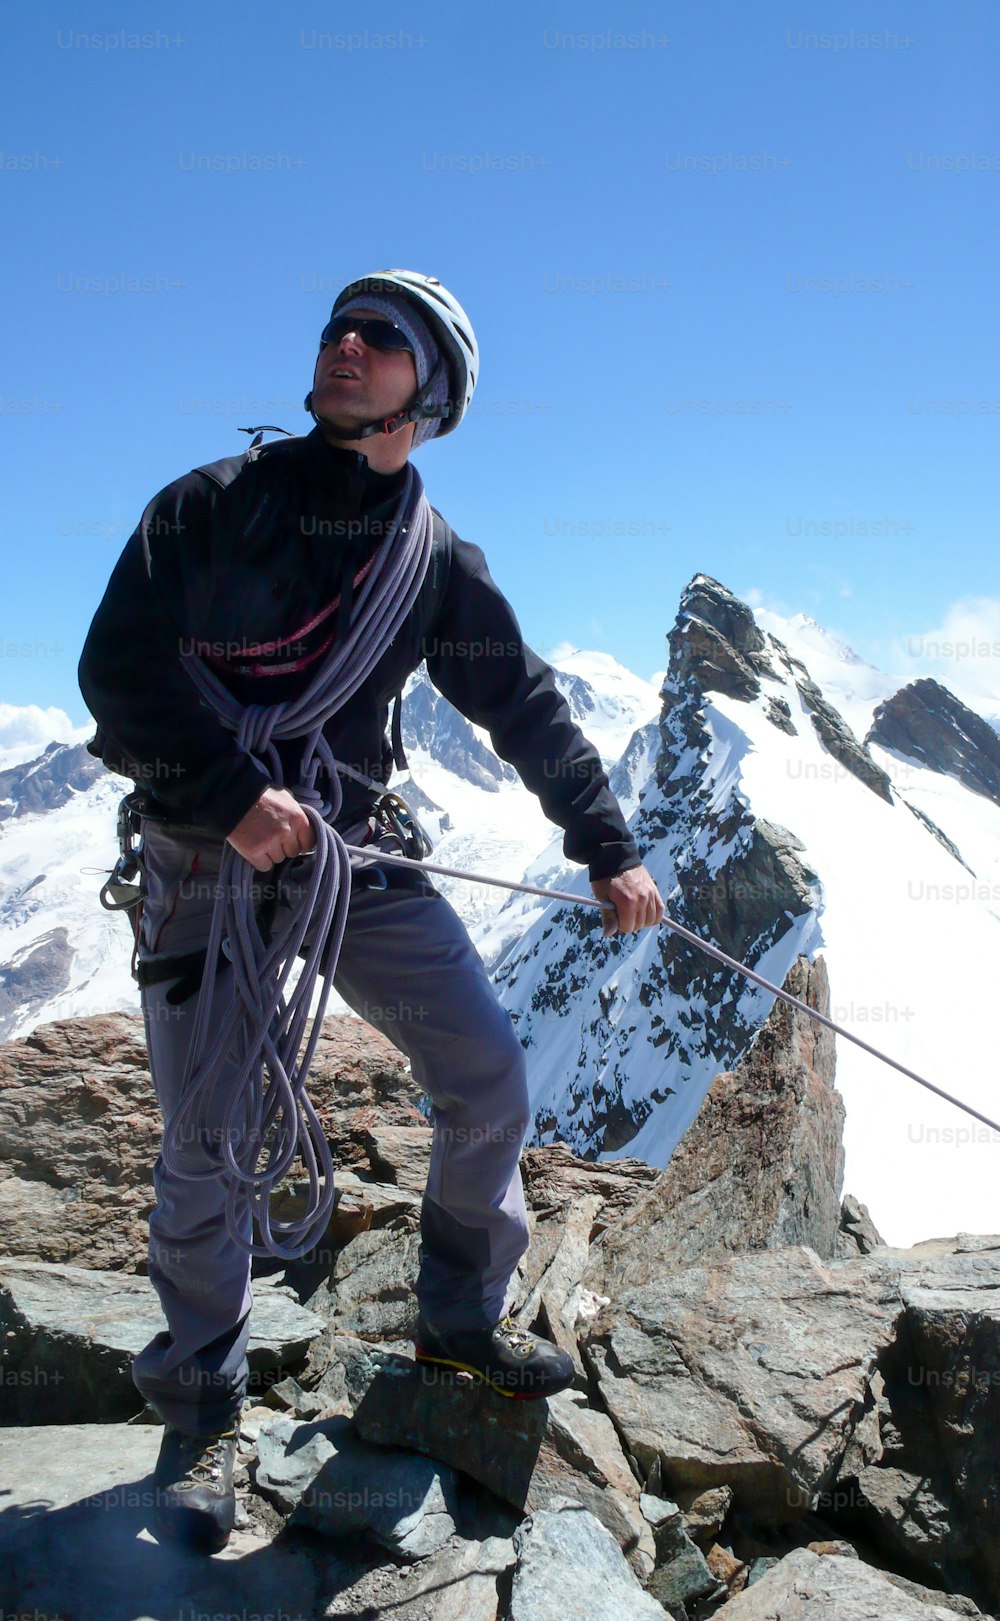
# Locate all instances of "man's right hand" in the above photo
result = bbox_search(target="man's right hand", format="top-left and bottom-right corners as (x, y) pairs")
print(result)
(226, 786), (316, 872)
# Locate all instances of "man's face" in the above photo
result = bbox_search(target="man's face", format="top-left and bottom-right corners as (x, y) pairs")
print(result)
(311, 307), (419, 438)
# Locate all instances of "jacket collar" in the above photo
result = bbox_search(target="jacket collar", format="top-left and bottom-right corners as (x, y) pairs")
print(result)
(301, 426), (408, 498)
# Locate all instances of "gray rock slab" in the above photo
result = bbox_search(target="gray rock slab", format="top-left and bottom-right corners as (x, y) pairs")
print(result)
(254, 1411), (459, 1560)
(512, 1195), (602, 1375)
(508, 1505), (676, 1620)
(639, 1488), (723, 1610)
(260, 1373), (328, 1418)
(319, 1225), (422, 1339)
(883, 1570), (984, 1615)
(299, 1331), (415, 1417)
(506, 1208), (561, 1314)
(352, 1353), (548, 1509)
(855, 1462), (955, 1560)
(648, 1534), (723, 1612)
(0, 1258), (324, 1424)
(582, 1245), (902, 1522)
(546, 1386), (655, 1574)
(720, 1548), (967, 1619)
(351, 1359), (651, 1575)
(856, 1244), (1000, 1599)
(838, 1193), (886, 1256)
(401, 1533), (516, 1621)
(0, 1422), (328, 1621)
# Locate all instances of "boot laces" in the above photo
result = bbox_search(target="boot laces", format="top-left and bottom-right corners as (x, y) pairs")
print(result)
(179, 1423), (238, 1485)
(496, 1314), (533, 1351)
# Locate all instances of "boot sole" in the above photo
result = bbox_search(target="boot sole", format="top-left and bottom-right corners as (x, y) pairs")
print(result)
(413, 1345), (570, 1400)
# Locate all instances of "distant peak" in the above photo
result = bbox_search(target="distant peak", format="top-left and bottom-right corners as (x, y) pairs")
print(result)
(867, 679), (1000, 808)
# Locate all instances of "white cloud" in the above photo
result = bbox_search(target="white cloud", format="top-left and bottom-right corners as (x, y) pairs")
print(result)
(0, 704), (94, 771)
(744, 584), (800, 619)
(542, 639), (583, 665)
(892, 597), (1000, 714)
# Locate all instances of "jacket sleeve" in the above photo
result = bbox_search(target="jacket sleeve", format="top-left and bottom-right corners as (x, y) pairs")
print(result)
(77, 474), (273, 835)
(422, 534), (643, 882)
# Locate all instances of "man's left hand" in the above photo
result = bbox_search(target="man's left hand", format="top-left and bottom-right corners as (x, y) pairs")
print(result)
(591, 863), (665, 937)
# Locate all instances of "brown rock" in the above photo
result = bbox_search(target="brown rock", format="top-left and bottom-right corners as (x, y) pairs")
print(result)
(518, 1141), (657, 1227)
(356, 1124), (431, 1193)
(707, 1541), (749, 1593)
(585, 956), (846, 1295)
(0, 1014), (159, 1271)
(675, 1483), (734, 1547)
(0, 1011), (419, 1272)
(353, 1355), (547, 1508)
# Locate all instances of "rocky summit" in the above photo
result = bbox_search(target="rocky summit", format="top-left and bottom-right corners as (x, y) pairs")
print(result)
(2, 973), (999, 1621)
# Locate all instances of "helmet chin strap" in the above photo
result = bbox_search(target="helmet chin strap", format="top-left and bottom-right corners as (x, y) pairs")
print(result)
(303, 389), (430, 440)
(304, 359), (454, 442)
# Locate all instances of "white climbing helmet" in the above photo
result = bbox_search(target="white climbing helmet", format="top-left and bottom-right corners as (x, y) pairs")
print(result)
(330, 269), (479, 437)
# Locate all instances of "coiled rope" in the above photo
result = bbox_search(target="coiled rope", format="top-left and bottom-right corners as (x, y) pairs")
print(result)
(159, 463), (433, 1260)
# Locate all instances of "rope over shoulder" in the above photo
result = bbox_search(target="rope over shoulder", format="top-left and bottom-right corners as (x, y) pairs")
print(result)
(162, 464), (434, 1260)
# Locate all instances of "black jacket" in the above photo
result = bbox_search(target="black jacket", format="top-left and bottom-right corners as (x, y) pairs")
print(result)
(77, 429), (642, 882)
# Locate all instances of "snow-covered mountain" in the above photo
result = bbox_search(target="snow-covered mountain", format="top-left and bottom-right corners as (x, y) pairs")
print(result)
(3, 585), (999, 1248)
(0, 751), (136, 1039)
(483, 577), (1000, 1248)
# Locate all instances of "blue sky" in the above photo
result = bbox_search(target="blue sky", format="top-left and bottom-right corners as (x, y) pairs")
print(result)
(4, 0), (1000, 737)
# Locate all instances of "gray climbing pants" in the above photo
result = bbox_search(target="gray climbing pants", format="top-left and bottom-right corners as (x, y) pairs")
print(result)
(131, 816), (532, 1436)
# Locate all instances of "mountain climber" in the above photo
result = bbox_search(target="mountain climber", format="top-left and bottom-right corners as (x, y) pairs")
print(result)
(78, 269), (664, 1553)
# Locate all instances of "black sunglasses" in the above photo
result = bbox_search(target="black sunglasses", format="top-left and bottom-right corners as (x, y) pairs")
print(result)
(319, 315), (413, 354)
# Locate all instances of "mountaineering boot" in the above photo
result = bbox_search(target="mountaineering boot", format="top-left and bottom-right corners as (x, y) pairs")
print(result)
(152, 1418), (240, 1552)
(414, 1312), (576, 1399)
